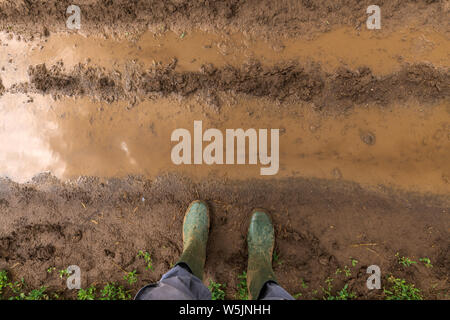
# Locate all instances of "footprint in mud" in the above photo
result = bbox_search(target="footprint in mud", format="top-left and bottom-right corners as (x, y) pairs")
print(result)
(277, 226), (338, 272)
(272, 226), (340, 298)
(0, 224), (80, 263)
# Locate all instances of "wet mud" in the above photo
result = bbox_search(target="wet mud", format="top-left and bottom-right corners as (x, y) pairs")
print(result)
(23, 61), (449, 109)
(0, 0), (448, 300)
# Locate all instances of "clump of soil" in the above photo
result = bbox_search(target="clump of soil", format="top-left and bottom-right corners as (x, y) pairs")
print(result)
(0, 77), (4, 96)
(26, 60), (449, 109)
(27, 62), (123, 103)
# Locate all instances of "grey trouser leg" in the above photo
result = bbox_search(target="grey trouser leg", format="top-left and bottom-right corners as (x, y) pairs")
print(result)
(135, 264), (211, 300)
(135, 264), (294, 300)
(259, 281), (295, 300)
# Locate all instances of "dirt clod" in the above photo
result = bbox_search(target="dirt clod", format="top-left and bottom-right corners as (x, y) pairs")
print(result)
(26, 62), (449, 109)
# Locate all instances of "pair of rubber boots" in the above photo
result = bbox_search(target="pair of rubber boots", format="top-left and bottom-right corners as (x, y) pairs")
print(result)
(177, 200), (276, 300)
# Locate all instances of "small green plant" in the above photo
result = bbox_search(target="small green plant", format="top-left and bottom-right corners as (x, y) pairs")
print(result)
(137, 250), (154, 271)
(236, 272), (248, 300)
(7, 278), (26, 296)
(344, 266), (351, 277)
(322, 277), (356, 300)
(208, 280), (226, 300)
(78, 285), (97, 300)
(384, 276), (422, 300)
(334, 284), (356, 300)
(0, 270), (9, 297)
(58, 269), (70, 279)
(20, 287), (49, 300)
(273, 250), (283, 265)
(322, 277), (334, 298)
(292, 278), (308, 299)
(124, 270), (138, 285)
(292, 278), (310, 299)
(9, 286), (49, 300)
(0, 272), (27, 299)
(47, 267), (56, 273)
(351, 258), (358, 267)
(396, 253), (417, 267)
(100, 283), (131, 300)
(335, 266), (351, 277)
(293, 292), (302, 299)
(0, 270), (51, 300)
(300, 278), (308, 289)
(419, 257), (433, 268)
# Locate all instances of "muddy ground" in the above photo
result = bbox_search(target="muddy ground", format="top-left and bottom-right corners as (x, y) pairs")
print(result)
(0, 0), (449, 39)
(0, 174), (448, 299)
(0, 1), (449, 300)
(19, 61), (449, 109)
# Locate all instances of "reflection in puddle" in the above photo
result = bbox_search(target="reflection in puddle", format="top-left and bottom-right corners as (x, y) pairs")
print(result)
(0, 33), (32, 87)
(1, 94), (447, 194)
(0, 93), (65, 182)
(31, 27), (450, 74)
(0, 28), (448, 194)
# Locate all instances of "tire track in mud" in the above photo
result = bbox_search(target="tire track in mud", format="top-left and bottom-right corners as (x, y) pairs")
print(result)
(20, 61), (449, 109)
(0, 0), (448, 38)
(0, 0), (449, 300)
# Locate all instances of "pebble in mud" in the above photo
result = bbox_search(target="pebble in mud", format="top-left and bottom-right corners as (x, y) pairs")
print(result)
(42, 27), (50, 37)
(360, 130), (376, 145)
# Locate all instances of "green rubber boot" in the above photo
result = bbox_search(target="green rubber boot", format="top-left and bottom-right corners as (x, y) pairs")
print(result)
(247, 209), (277, 300)
(177, 200), (210, 280)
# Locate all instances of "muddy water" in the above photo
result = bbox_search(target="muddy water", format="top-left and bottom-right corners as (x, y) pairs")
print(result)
(33, 27), (450, 74)
(0, 28), (449, 194)
(0, 93), (65, 181)
(0, 26), (448, 87)
(1, 92), (448, 195)
(0, 33), (30, 86)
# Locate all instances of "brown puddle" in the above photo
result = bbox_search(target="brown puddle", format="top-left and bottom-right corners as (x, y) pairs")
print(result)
(33, 28), (450, 74)
(1, 93), (448, 195)
(0, 26), (448, 86)
(0, 93), (65, 181)
(38, 28), (450, 74)
(0, 27), (449, 194)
